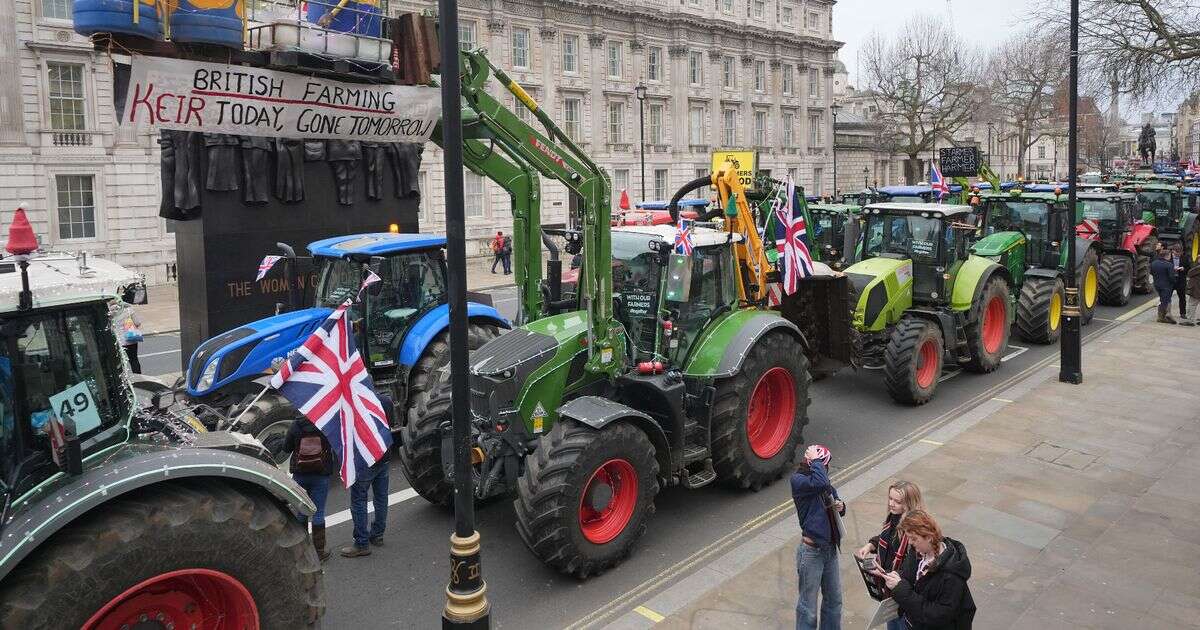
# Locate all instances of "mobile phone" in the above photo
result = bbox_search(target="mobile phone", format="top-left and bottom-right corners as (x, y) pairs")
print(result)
(860, 555), (877, 571)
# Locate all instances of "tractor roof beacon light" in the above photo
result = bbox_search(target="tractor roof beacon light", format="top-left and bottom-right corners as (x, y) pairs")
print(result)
(6, 206), (38, 311)
(388, 223), (400, 234)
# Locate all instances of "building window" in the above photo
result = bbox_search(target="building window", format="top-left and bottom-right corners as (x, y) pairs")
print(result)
(459, 21), (476, 51)
(512, 94), (532, 124)
(722, 57), (734, 89)
(722, 0), (734, 12)
(689, 0), (700, 5)
(809, 112), (822, 146)
(723, 108), (737, 146)
(689, 52), (702, 85)
(812, 167), (823, 195)
(418, 171), (431, 219)
(755, 61), (766, 92)
(649, 104), (664, 145)
(782, 64), (793, 94)
(783, 112), (794, 146)
(42, 0), (72, 20)
(809, 67), (819, 97)
(55, 175), (96, 240)
(689, 105), (706, 145)
(511, 27), (530, 69)
(48, 62), (86, 130)
(782, 6), (792, 25)
(563, 98), (581, 141)
(608, 42), (623, 78)
(648, 47), (662, 81)
(1037, 145), (1046, 159)
(613, 169), (630, 193)
(608, 102), (625, 143)
(753, 0), (765, 19)
(464, 171), (485, 217)
(694, 168), (708, 198)
(654, 168), (669, 200)
(807, 11), (821, 30)
(787, 167), (798, 183)
(562, 35), (579, 73)
(754, 110), (767, 145)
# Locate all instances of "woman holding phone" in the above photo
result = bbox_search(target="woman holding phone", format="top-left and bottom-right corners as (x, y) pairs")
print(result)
(870, 510), (976, 630)
(855, 480), (925, 630)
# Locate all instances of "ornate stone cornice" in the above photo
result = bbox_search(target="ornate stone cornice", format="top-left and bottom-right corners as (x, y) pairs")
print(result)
(588, 32), (607, 48)
(769, 59), (782, 69)
(630, 40), (644, 51)
(707, 50), (723, 62)
(486, 18), (506, 34)
(668, 44), (689, 58)
(740, 54), (755, 67)
(539, 27), (557, 40)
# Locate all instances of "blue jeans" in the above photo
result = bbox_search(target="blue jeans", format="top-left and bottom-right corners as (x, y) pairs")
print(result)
(351, 459), (389, 547)
(292, 472), (331, 527)
(886, 618), (906, 630)
(796, 542), (842, 630)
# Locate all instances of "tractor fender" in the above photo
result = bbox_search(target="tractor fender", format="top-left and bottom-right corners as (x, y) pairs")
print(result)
(0, 436), (314, 583)
(904, 308), (960, 360)
(556, 396), (672, 475)
(398, 303), (510, 366)
(185, 307), (332, 397)
(1023, 267), (1061, 281)
(1072, 237), (1102, 271)
(682, 310), (806, 379)
(1123, 222), (1157, 253)
(951, 258), (1010, 316)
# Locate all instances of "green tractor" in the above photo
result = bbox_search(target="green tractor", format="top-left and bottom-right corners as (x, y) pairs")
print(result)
(845, 202), (1013, 405)
(0, 217), (322, 627)
(972, 188), (1102, 344)
(808, 202), (864, 270)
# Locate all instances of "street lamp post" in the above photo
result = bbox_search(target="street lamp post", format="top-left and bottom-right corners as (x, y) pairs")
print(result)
(987, 122), (994, 165)
(1060, 0), (1083, 385)
(438, 0), (492, 627)
(831, 104), (841, 199)
(863, 166), (869, 189)
(635, 81), (647, 201)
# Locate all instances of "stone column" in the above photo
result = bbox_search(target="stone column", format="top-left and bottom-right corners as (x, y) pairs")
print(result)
(0, 0), (25, 144)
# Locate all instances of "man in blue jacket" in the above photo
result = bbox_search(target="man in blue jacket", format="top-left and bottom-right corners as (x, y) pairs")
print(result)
(1151, 248), (1178, 324)
(792, 444), (846, 630)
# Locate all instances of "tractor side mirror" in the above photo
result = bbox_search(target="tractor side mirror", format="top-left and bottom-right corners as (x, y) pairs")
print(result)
(122, 283), (148, 305)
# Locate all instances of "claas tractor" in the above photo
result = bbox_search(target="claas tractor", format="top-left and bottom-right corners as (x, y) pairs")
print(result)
(844, 202), (1013, 405)
(1126, 180), (1199, 263)
(0, 215), (323, 628)
(1076, 189), (1157, 303)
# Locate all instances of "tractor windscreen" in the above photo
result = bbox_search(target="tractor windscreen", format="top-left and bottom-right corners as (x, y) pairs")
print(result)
(813, 214), (846, 250)
(362, 252), (447, 361)
(314, 258), (363, 309)
(1136, 191), (1175, 221)
(985, 201), (1052, 255)
(864, 214), (942, 261)
(611, 232), (664, 357)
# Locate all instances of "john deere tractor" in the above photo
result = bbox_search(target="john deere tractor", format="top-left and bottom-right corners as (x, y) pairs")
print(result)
(971, 187), (1102, 344)
(845, 202), (1013, 405)
(0, 218), (322, 627)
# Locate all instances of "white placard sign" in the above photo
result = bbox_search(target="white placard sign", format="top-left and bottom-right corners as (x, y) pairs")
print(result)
(122, 56), (441, 143)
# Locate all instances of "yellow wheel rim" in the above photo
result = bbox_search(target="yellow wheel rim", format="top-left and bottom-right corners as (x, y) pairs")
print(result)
(1050, 291), (1062, 331)
(1192, 236), (1198, 262)
(1084, 267), (1098, 308)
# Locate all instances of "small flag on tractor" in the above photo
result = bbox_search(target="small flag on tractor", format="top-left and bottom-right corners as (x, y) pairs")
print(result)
(674, 219), (694, 255)
(930, 162), (949, 202)
(772, 176), (815, 295)
(358, 269), (382, 299)
(256, 255), (282, 281)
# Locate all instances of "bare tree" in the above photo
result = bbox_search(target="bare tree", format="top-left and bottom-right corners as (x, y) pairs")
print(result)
(986, 32), (1069, 179)
(862, 15), (981, 183)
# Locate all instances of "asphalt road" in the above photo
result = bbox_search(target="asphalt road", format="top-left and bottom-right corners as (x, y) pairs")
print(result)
(140, 288), (1156, 628)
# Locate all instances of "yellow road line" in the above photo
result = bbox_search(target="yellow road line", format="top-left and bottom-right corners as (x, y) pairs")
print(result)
(633, 606), (665, 623)
(1116, 298), (1157, 322)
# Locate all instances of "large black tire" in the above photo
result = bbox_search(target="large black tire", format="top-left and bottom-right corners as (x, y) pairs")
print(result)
(710, 331), (810, 490)
(964, 275), (1011, 373)
(1077, 248), (1100, 325)
(1098, 255), (1133, 306)
(1137, 235), (1159, 258)
(1133, 253), (1153, 294)
(0, 479), (323, 629)
(883, 317), (943, 405)
(514, 420), (660, 578)
(1015, 276), (1064, 344)
(398, 323), (500, 506)
(238, 391), (301, 464)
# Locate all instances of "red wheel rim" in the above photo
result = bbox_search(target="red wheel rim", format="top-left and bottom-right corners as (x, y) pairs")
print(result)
(981, 296), (1006, 354)
(746, 367), (796, 459)
(83, 568), (258, 630)
(579, 459), (639, 545)
(915, 338), (939, 389)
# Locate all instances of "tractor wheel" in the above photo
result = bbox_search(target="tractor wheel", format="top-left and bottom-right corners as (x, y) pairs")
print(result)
(710, 331), (810, 490)
(238, 391), (301, 465)
(1078, 249), (1100, 325)
(514, 420), (660, 578)
(0, 479), (322, 629)
(883, 317), (943, 405)
(1189, 228), (1199, 265)
(399, 323), (500, 507)
(1137, 235), (1159, 258)
(964, 275), (1011, 373)
(1015, 276), (1064, 344)
(1133, 253), (1153, 294)
(1098, 255), (1133, 306)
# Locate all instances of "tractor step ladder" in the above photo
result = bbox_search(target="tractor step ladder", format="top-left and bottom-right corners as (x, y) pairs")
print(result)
(682, 444), (710, 465)
(681, 459), (716, 489)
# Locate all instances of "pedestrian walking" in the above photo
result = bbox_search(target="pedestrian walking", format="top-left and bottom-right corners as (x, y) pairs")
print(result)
(340, 394), (395, 558)
(855, 481), (926, 630)
(502, 234), (513, 274)
(792, 444), (845, 630)
(110, 301), (144, 374)
(1152, 248), (1178, 324)
(1186, 258), (1200, 325)
(1171, 245), (1188, 320)
(490, 231), (505, 274)
(871, 509), (976, 630)
(280, 416), (334, 560)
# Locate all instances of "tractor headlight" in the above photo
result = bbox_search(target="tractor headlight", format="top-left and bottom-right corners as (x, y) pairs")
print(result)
(196, 359), (220, 392)
(986, 255), (1002, 262)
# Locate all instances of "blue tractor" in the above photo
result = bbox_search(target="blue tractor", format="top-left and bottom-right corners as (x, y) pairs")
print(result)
(183, 233), (509, 478)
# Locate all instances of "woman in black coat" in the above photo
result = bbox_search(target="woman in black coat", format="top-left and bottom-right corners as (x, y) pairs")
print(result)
(871, 509), (975, 630)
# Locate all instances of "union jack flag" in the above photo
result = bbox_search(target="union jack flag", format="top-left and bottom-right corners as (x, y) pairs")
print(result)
(256, 255), (282, 281)
(357, 269), (382, 299)
(930, 162), (949, 202)
(773, 177), (814, 294)
(270, 303), (393, 487)
(675, 219), (694, 255)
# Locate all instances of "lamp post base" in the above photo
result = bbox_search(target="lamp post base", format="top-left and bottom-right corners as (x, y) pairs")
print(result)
(442, 531), (490, 630)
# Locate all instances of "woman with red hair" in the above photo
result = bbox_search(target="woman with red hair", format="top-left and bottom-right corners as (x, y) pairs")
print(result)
(855, 481), (925, 630)
(870, 509), (976, 630)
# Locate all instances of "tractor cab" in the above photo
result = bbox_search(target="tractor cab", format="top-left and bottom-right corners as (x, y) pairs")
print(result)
(976, 191), (1068, 272)
(860, 203), (979, 304)
(1126, 181), (1182, 228)
(1076, 191), (1140, 252)
(808, 203), (863, 269)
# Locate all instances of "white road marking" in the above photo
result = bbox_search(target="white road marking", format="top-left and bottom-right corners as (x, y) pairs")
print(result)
(918, 439), (944, 446)
(140, 348), (181, 357)
(937, 367), (962, 383)
(325, 488), (420, 527)
(1001, 345), (1029, 362)
(991, 397), (1014, 403)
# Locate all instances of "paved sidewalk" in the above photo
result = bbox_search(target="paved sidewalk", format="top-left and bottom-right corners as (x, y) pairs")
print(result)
(610, 309), (1200, 630)
(133, 255), (514, 335)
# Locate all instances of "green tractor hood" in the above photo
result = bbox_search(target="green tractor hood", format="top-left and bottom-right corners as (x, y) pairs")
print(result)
(971, 231), (1025, 257)
(842, 257), (914, 331)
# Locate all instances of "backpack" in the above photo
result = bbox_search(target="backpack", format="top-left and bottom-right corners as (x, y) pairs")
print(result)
(294, 434), (327, 473)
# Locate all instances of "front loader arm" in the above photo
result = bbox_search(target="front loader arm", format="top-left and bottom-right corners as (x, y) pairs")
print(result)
(713, 163), (771, 303)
